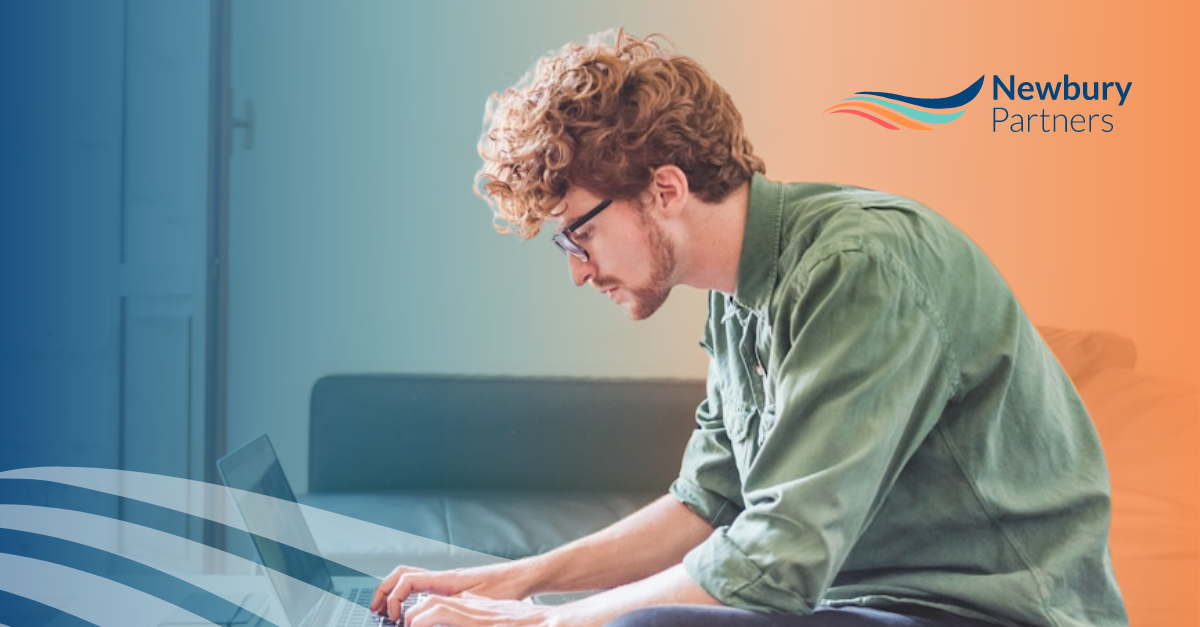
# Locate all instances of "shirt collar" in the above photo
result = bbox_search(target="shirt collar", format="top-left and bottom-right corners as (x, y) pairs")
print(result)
(732, 173), (783, 312)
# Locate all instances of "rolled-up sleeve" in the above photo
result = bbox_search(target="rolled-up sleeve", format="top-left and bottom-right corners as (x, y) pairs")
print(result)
(681, 246), (958, 614)
(670, 341), (744, 530)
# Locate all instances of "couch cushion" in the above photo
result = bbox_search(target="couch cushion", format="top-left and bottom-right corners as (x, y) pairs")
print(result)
(1078, 367), (1198, 502)
(1077, 368), (1199, 626)
(300, 489), (661, 574)
(309, 375), (703, 493)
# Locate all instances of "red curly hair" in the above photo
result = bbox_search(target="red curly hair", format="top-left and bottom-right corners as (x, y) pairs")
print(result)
(475, 29), (765, 238)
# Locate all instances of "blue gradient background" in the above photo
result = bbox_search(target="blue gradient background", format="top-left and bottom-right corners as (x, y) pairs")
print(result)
(2, 3), (127, 473)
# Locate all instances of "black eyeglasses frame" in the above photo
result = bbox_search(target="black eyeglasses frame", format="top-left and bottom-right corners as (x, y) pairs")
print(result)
(551, 198), (613, 262)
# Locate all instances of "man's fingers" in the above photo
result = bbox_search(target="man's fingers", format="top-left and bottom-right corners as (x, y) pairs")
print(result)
(386, 574), (418, 621)
(387, 571), (444, 622)
(372, 566), (424, 613)
(405, 595), (487, 627)
(370, 570), (399, 612)
(380, 567), (516, 622)
(404, 595), (548, 627)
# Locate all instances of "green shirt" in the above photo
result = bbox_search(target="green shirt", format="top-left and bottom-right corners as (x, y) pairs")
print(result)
(671, 175), (1127, 626)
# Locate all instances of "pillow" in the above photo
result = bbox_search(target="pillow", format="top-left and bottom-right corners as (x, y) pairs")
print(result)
(1037, 326), (1138, 385)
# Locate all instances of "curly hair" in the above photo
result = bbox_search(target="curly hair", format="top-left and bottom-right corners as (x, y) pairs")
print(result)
(475, 29), (765, 238)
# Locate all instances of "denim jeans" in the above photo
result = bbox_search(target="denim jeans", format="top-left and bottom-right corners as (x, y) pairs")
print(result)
(604, 604), (1000, 627)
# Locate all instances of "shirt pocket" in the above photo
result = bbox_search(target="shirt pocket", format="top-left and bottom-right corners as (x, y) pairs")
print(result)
(721, 393), (762, 475)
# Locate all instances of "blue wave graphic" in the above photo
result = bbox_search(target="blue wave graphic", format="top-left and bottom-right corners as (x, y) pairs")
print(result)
(0, 528), (278, 627)
(0, 588), (100, 627)
(0, 468), (515, 626)
(855, 75), (985, 109)
(0, 552), (210, 627)
(0, 478), (376, 590)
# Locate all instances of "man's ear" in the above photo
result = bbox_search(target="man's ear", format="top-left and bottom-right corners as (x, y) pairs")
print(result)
(650, 165), (689, 219)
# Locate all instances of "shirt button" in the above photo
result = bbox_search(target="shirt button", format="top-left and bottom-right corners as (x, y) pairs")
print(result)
(755, 364), (765, 377)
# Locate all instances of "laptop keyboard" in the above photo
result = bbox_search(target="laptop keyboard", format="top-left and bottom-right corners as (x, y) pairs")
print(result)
(339, 587), (425, 627)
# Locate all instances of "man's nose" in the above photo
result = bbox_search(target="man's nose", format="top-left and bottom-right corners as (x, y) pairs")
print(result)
(568, 254), (593, 287)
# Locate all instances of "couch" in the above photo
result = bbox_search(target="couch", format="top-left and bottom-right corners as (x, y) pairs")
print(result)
(299, 329), (1197, 625)
(1039, 328), (1199, 626)
(300, 376), (702, 572)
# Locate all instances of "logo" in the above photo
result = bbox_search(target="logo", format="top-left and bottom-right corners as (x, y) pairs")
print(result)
(825, 76), (985, 130)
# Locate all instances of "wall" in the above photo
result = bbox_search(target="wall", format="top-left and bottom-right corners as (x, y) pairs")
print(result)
(1, 1), (213, 485)
(227, 1), (1198, 493)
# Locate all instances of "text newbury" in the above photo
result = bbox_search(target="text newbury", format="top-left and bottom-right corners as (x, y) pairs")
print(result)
(992, 75), (1132, 133)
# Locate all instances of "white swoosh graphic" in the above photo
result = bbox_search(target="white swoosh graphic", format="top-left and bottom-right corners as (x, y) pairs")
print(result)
(0, 504), (336, 612)
(0, 467), (505, 578)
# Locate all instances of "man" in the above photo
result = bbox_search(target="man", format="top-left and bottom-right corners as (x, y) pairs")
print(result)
(370, 31), (1127, 627)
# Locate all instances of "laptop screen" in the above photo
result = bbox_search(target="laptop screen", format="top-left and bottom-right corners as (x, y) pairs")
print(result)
(217, 434), (334, 627)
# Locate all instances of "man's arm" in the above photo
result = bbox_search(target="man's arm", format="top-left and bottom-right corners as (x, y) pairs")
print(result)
(402, 563), (719, 627)
(524, 494), (714, 593)
(372, 494), (715, 620)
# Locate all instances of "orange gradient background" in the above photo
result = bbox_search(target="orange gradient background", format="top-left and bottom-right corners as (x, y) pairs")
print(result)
(613, 2), (1199, 622)
(650, 2), (1198, 387)
(651, 3), (1200, 622)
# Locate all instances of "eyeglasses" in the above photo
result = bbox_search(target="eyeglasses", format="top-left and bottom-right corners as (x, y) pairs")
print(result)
(551, 198), (613, 262)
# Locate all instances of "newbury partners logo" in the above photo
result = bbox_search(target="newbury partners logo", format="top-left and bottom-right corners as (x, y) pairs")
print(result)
(825, 76), (985, 130)
(826, 74), (1133, 133)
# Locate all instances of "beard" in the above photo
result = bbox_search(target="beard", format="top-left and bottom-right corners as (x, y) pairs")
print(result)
(614, 213), (676, 321)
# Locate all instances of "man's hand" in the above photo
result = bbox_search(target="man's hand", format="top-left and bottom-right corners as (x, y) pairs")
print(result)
(403, 593), (555, 627)
(370, 563), (538, 623)
(369, 497), (715, 624)
(391, 564), (721, 627)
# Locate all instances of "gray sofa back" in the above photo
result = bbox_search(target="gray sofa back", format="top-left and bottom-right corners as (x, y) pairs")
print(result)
(309, 375), (705, 493)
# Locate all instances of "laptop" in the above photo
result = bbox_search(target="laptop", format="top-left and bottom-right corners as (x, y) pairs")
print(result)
(217, 434), (424, 627)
